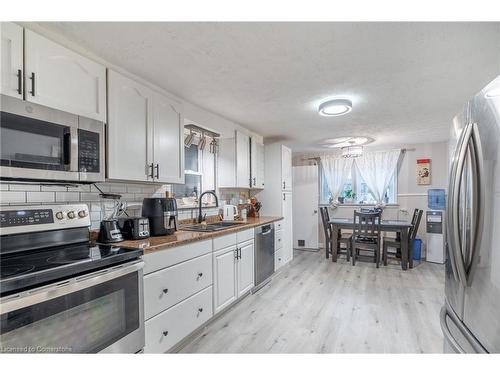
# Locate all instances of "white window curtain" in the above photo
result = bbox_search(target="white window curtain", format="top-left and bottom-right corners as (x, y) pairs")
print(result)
(354, 149), (401, 204)
(320, 155), (353, 207)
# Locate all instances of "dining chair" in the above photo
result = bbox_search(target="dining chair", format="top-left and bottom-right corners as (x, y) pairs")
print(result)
(319, 207), (351, 261)
(351, 210), (382, 267)
(382, 209), (423, 267)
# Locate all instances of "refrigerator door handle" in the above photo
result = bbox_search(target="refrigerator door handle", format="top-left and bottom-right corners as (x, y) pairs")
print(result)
(448, 123), (472, 287)
(465, 123), (484, 283)
(440, 306), (466, 353)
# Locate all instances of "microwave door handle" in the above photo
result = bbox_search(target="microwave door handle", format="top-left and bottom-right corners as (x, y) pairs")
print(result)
(448, 123), (472, 288)
(63, 132), (72, 165)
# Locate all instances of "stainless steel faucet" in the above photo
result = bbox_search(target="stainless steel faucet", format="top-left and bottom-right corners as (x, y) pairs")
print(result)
(198, 190), (219, 223)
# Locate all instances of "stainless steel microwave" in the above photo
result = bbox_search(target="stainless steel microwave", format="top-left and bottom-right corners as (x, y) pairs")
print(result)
(0, 95), (105, 183)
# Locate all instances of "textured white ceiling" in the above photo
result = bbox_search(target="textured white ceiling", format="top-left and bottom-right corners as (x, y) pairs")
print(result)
(39, 22), (500, 151)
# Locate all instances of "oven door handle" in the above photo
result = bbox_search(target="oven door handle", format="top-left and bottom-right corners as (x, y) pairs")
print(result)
(0, 260), (144, 314)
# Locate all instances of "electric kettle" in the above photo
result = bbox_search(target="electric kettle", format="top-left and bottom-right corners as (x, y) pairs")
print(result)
(223, 204), (238, 221)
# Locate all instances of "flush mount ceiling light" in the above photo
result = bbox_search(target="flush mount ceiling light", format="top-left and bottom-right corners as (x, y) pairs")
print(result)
(341, 145), (363, 158)
(318, 99), (352, 116)
(320, 136), (374, 148)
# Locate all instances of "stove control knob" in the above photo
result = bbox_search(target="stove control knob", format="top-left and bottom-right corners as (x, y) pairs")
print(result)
(67, 211), (76, 219)
(78, 210), (88, 218)
(55, 211), (64, 220)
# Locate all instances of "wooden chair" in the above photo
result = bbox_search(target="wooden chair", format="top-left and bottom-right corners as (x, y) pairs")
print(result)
(319, 207), (351, 261)
(351, 210), (382, 267)
(383, 209), (423, 267)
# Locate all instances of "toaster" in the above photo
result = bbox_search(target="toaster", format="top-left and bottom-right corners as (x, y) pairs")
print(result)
(117, 217), (150, 240)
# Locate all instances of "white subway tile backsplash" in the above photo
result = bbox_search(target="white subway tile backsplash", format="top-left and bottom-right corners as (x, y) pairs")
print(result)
(126, 185), (143, 193)
(55, 192), (80, 202)
(67, 185), (91, 192)
(104, 184), (127, 193)
(40, 185), (69, 192)
(0, 191), (26, 204)
(90, 211), (101, 222)
(9, 184), (41, 192)
(0, 184), (8, 191)
(26, 191), (55, 203)
(80, 192), (101, 202)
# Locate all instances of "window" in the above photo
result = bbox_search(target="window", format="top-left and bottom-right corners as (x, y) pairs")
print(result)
(320, 164), (397, 205)
(171, 140), (217, 209)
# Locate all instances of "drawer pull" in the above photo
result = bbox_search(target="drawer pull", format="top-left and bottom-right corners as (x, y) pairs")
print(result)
(163, 330), (169, 336)
(198, 307), (203, 313)
(163, 288), (169, 294)
(197, 272), (203, 278)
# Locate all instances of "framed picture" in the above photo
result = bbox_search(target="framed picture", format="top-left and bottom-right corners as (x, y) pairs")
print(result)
(417, 159), (431, 185)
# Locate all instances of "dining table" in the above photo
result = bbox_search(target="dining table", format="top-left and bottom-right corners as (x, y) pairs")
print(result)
(328, 218), (414, 270)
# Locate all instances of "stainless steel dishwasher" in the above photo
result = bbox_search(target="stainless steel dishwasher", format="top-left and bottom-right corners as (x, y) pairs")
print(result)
(254, 223), (275, 291)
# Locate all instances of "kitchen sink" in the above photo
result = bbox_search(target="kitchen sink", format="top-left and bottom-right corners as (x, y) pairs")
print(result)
(181, 222), (246, 232)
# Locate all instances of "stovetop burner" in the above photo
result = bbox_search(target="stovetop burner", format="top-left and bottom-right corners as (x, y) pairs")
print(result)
(1, 264), (36, 278)
(0, 242), (143, 296)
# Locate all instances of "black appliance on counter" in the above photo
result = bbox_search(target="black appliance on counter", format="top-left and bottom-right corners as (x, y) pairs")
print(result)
(141, 198), (178, 236)
(98, 219), (124, 243)
(118, 217), (150, 240)
(0, 204), (145, 353)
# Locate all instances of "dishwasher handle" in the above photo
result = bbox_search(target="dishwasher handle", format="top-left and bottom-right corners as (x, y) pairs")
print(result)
(257, 224), (273, 235)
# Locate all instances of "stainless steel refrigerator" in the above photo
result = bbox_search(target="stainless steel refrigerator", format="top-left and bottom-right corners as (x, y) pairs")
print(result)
(441, 75), (500, 353)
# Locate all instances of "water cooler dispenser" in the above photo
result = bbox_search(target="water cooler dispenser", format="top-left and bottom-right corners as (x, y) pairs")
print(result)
(426, 189), (446, 264)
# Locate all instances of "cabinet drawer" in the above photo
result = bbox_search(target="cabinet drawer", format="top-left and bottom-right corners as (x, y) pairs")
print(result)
(143, 239), (212, 275)
(275, 248), (284, 271)
(275, 230), (283, 250)
(145, 286), (213, 353)
(213, 233), (237, 251)
(236, 228), (254, 243)
(144, 253), (213, 320)
(275, 220), (283, 231)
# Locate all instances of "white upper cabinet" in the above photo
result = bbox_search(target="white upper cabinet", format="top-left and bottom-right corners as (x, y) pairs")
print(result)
(218, 130), (251, 188)
(107, 70), (152, 182)
(281, 145), (293, 191)
(1, 23), (23, 99)
(250, 137), (265, 189)
(24, 29), (106, 121)
(107, 70), (184, 184)
(152, 92), (184, 184)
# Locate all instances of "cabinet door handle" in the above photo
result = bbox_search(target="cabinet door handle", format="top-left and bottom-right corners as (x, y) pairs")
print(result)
(17, 69), (22, 95)
(29, 72), (35, 96)
(155, 164), (160, 179)
(283, 193), (285, 201)
(234, 249), (238, 259)
(147, 163), (154, 178)
(163, 330), (169, 336)
(283, 181), (286, 189)
(198, 308), (203, 313)
(162, 288), (169, 294)
(238, 247), (242, 259)
(253, 177), (256, 186)
(197, 272), (203, 278)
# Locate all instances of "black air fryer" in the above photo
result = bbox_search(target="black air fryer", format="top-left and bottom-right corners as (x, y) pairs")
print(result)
(141, 198), (178, 236)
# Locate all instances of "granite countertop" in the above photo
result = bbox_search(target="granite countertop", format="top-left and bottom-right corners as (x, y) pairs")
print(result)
(118, 216), (283, 254)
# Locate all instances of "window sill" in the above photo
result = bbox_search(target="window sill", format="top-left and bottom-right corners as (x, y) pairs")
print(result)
(319, 203), (400, 207)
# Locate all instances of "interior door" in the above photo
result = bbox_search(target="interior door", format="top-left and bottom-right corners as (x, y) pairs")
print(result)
(213, 246), (237, 314)
(461, 77), (500, 353)
(281, 145), (292, 191)
(1, 22), (23, 99)
(24, 30), (106, 121)
(292, 165), (319, 249)
(237, 240), (254, 296)
(153, 93), (184, 184)
(107, 70), (152, 182)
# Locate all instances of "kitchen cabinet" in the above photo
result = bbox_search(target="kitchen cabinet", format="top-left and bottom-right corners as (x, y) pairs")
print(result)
(250, 137), (265, 189)
(1, 22), (23, 99)
(218, 130), (251, 188)
(259, 143), (294, 267)
(24, 29), (106, 121)
(107, 70), (183, 183)
(213, 234), (255, 314)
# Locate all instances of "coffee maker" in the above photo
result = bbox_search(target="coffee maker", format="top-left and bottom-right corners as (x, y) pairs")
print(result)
(141, 198), (178, 236)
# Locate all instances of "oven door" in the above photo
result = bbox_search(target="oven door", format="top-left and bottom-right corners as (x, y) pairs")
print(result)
(0, 95), (79, 182)
(0, 260), (144, 354)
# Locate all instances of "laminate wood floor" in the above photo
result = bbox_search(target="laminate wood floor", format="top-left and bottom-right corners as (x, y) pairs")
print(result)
(180, 249), (445, 353)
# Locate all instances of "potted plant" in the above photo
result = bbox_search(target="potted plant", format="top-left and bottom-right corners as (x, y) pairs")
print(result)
(344, 190), (356, 203)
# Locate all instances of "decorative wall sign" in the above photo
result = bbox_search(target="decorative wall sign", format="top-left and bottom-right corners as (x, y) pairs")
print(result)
(417, 158), (431, 185)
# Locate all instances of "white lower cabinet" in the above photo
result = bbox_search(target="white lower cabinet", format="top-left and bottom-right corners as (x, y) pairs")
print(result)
(213, 234), (255, 314)
(144, 286), (213, 353)
(274, 248), (284, 271)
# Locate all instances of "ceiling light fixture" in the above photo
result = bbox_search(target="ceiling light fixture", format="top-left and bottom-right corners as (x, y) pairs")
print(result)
(320, 136), (373, 148)
(341, 145), (363, 158)
(318, 99), (352, 116)
(485, 87), (500, 98)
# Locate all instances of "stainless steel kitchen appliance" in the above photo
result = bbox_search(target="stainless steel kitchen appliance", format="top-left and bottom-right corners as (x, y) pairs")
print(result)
(0, 204), (144, 353)
(141, 198), (178, 236)
(0, 95), (105, 182)
(441, 75), (500, 353)
(253, 223), (275, 291)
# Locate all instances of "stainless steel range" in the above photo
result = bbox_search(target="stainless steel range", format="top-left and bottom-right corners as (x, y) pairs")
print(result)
(0, 204), (145, 353)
